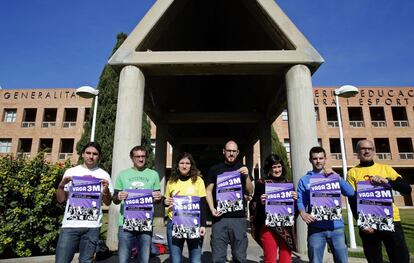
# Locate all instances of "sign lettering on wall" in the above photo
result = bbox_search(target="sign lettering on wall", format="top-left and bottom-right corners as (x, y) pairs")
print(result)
(313, 89), (414, 106)
(2, 91), (78, 100)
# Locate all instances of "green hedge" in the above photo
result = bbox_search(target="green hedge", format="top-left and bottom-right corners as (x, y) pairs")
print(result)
(0, 154), (70, 258)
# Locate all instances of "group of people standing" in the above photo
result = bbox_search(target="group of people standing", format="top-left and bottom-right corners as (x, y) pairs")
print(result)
(55, 139), (411, 263)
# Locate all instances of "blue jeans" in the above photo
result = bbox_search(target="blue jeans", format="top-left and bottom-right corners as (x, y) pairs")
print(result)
(118, 227), (152, 263)
(55, 227), (100, 263)
(307, 227), (348, 263)
(167, 220), (202, 263)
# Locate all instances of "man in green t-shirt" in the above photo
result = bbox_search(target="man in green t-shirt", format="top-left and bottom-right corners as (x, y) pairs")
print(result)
(113, 145), (161, 263)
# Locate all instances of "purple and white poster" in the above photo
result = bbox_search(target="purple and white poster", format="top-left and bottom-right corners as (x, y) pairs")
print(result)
(265, 183), (294, 227)
(66, 176), (102, 221)
(123, 189), (153, 232)
(310, 173), (342, 221)
(357, 180), (394, 231)
(216, 171), (243, 213)
(172, 196), (201, 239)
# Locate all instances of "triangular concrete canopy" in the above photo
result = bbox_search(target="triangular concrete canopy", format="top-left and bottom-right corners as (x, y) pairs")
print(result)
(109, 0), (324, 75)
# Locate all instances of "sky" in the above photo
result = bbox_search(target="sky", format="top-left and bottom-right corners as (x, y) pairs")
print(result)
(0, 0), (413, 89)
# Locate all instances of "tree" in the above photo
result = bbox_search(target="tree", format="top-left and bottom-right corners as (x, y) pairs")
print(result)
(0, 154), (70, 258)
(271, 126), (292, 180)
(77, 33), (154, 172)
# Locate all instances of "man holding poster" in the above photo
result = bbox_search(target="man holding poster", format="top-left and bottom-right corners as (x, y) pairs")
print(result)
(55, 142), (113, 263)
(347, 140), (411, 263)
(206, 140), (253, 263)
(297, 146), (354, 263)
(113, 145), (162, 263)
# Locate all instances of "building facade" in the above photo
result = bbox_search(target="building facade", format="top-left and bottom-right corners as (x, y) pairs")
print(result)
(0, 88), (92, 163)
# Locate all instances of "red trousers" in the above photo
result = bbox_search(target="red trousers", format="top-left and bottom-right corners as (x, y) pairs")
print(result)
(260, 227), (292, 263)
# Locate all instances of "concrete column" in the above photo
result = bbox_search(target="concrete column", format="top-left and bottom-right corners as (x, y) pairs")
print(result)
(286, 64), (318, 255)
(155, 122), (168, 195)
(245, 145), (254, 180)
(153, 121), (168, 225)
(171, 144), (182, 167)
(259, 119), (272, 169)
(106, 66), (145, 250)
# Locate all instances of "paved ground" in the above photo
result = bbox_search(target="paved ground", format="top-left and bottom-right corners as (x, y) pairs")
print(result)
(0, 224), (370, 263)
(94, 225), (367, 263)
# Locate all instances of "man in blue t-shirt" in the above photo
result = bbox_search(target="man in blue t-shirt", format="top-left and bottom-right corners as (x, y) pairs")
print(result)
(297, 146), (354, 263)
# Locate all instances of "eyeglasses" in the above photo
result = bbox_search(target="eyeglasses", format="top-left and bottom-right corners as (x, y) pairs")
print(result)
(359, 147), (374, 151)
(224, 149), (238, 154)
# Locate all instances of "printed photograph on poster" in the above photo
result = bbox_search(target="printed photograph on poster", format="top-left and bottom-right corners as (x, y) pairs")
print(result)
(66, 176), (102, 222)
(172, 196), (201, 239)
(357, 180), (394, 231)
(216, 170), (243, 213)
(265, 182), (295, 227)
(123, 189), (153, 232)
(310, 173), (342, 221)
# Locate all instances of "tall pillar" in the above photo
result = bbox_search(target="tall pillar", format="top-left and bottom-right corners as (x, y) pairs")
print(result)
(286, 64), (318, 255)
(171, 144), (182, 168)
(245, 144), (254, 179)
(153, 121), (167, 225)
(106, 66), (145, 250)
(260, 119), (272, 169)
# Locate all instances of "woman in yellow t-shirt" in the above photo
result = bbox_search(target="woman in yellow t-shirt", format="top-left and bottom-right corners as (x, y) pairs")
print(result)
(163, 152), (206, 263)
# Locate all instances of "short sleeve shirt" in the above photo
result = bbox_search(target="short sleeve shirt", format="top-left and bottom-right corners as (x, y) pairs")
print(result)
(115, 167), (161, 226)
(164, 176), (206, 220)
(61, 165), (113, 228)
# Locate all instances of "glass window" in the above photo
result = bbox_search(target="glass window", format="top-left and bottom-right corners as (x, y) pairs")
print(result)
(38, 138), (53, 153)
(397, 138), (413, 159)
(151, 139), (156, 154)
(370, 107), (386, 128)
(84, 108), (91, 123)
(329, 138), (342, 159)
(43, 108), (57, 122)
(60, 139), (74, 153)
(374, 138), (391, 160)
(3, 109), (17, 122)
(314, 107), (320, 121)
(63, 108), (78, 122)
(63, 108), (78, 128)
(370, 107), (386, 121)
(392, 107), (409, 127)
(59, 139), (74, 160)
(22, 108), (37, 122)
(283, 139), (290, 153)
(17, 138), (32, 158)
(326, 107), (338, 127)
(348, 107), (365, 127)
(42, 108), (57, 128)
(281, 110), (288, 121)
(0, 139), (12, 153)
(318, 138), (322, 147)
